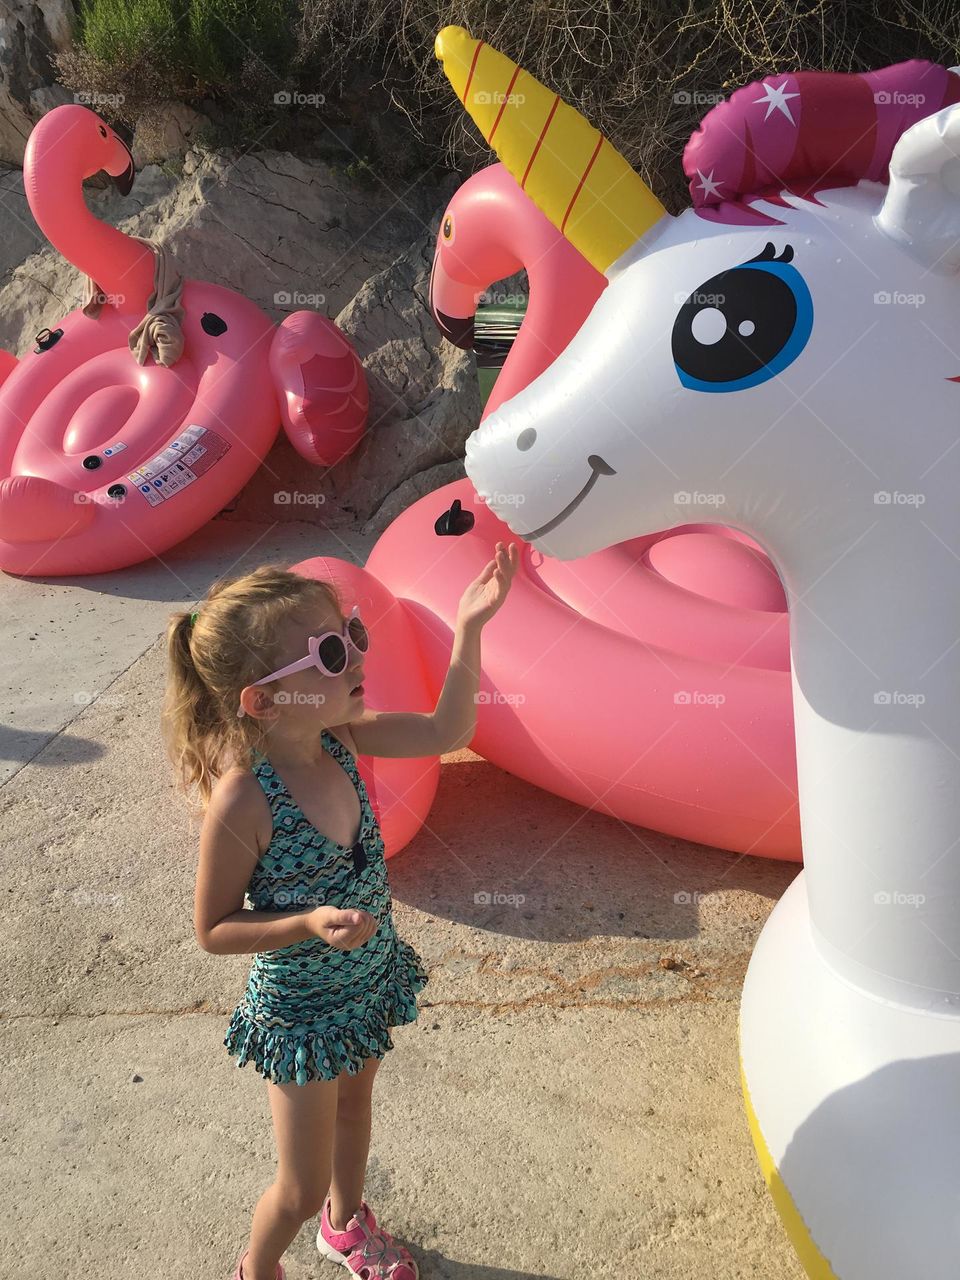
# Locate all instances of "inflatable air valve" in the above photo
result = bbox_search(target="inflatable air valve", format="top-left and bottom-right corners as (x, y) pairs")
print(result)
(434, 498), (474, 536)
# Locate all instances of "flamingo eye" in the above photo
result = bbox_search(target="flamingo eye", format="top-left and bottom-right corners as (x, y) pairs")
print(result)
(99, 126), (107, 138)
(442, 214), (454, 243)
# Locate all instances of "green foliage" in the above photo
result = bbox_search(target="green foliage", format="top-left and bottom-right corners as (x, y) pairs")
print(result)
(77, 0), (181, 65)
(76, 0), (297, 91)
(186, 0), (297, 87)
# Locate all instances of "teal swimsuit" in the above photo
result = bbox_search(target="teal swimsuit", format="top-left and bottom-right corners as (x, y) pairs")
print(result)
(223, 727), (429, 1086)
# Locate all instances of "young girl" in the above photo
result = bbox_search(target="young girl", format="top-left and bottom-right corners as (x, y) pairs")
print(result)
(161, 544), (518, 1280)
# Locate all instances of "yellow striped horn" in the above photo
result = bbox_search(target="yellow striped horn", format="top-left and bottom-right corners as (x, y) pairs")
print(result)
(434, 25), (667, 275)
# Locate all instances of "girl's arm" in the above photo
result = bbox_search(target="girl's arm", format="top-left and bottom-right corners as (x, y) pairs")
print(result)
(194, 770), (317, 955)
(348, 542), (519, 759)
(200, 908), (318, 956)
(346, 620), (481, 759)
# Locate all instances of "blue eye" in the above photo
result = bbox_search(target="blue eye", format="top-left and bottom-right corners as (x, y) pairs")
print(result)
(672, 244), (813, 393)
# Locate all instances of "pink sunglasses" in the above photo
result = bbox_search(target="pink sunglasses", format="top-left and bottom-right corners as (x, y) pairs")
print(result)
(237, 605), (369, 718)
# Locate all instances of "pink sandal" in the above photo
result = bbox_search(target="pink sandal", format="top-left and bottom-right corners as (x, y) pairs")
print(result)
(317, 1194), (419, 1279)
(230, 1245), (285, 1280)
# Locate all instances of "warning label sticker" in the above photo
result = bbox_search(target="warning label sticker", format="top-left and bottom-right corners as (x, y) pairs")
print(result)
(128, 425), (231, 506)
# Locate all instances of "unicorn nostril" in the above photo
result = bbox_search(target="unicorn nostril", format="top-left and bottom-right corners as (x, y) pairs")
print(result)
(517, 428), (536, 451)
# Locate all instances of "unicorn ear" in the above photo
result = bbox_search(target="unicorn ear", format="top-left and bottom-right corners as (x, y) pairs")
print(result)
(875, 99), (960, 273)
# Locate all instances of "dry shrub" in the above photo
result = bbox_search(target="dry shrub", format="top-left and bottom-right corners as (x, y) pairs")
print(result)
(55, 0), (960, 199)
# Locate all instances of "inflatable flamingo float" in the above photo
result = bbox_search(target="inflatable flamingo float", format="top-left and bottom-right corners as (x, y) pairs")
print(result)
(436, 25), (960, 1279)
(294, 159), (800, 863)
(0, 105), (368, 576)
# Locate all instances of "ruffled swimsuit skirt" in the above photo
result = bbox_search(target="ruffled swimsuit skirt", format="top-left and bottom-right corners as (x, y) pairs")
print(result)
(223, 728), (429, 1085)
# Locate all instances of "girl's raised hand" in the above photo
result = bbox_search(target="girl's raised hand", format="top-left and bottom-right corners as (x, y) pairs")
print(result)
(456, 541), (519, 630)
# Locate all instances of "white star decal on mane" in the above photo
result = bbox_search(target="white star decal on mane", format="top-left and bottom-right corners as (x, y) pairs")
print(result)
(696, 168), (725, 199)
(754, 78), (800, 124)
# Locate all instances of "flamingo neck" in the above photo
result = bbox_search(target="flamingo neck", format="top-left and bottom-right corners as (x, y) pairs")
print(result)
(482, 237), (604, 420)
(25, 157), (155, 314)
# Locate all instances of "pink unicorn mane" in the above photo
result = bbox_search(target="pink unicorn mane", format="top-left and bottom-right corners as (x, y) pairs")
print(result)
(683, 60), (960, 225)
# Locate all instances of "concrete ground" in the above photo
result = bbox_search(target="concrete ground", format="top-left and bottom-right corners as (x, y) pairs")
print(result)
(0, 516), (806, 1279)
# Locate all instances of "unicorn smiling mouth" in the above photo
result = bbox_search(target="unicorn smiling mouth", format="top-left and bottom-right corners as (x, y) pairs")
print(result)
(517, 454), (617, 542)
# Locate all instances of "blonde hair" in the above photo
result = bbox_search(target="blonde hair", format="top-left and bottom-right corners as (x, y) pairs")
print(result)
(161, 563), (343, 811)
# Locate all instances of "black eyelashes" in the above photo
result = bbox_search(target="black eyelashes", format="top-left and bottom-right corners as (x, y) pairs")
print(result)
(747, 242), (795, 265)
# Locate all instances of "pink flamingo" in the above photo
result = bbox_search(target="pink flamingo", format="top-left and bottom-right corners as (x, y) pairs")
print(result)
(428, 161), (607, 417)
(0, 105), (368, 577)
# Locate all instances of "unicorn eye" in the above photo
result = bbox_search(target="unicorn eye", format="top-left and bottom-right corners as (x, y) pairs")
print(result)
(442, 214), (454, 243)
(672, 244), (813, 392)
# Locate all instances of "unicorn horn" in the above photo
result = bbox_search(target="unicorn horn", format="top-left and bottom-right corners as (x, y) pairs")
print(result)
(435, 25), (668, 276)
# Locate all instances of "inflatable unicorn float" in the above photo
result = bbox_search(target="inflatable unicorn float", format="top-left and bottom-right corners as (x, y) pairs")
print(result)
(0, 105), (368, 576)
(426, 24), (960, 1280)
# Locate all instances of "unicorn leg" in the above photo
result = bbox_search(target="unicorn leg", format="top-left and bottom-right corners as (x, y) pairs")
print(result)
(740, 873), (960, 1280)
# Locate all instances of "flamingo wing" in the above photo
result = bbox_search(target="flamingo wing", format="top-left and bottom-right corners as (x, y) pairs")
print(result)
(269, 311), (369, 467)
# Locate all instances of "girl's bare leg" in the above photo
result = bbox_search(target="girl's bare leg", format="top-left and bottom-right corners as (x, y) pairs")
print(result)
(327, 1055), (381, 1230)
(240, 1075), (339, 1280)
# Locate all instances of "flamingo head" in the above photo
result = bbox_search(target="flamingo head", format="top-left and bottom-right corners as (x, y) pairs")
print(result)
(25, 104), (134, 196)
(428, 164), (528, 349)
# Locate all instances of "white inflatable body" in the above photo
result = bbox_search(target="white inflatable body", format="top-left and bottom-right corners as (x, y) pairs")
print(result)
(436, 26), (960, 1280)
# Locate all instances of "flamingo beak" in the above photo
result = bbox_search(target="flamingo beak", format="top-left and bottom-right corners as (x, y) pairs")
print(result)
(427, 253), (478, 349)
(110, 134), (135, 196)
(431, 307), (475, 348)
